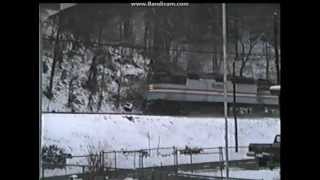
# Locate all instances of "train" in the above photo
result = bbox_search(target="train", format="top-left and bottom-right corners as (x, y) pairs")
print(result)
(142, 73), (279, 116)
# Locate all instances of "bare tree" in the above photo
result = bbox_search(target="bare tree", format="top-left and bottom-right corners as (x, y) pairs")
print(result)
(97, 51), (110, 111)
(67, 76), (77, 112)
(238, 34), (260, 77)
(47, 15), (62, 99)
(115, 65), (123, 110)
(262, 35), (270, 80)
(273, 11), (280, 84)
(86, 145), (104, 180)
(87, 55), (99, 111)
(144, 21), (152, 56)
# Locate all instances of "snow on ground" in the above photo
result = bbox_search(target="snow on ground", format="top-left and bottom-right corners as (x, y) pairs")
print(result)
(181, 167), (280, 180)
(42, 114), (280, 154)
(42, 114), (280, 176)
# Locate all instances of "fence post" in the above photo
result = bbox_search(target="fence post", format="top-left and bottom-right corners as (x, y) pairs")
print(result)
(114, 151), (117, 169)
(160, 169), (164, 180)
(42, 165), (45, 179)
(138, 152), (141, 168)
(138, 151), (144, 180)
(151, 169), (155, 180)
(101, 151), (105, 172)
(177, 148), (179, 165)
(141, 152), (144, 168)
(98, 152), (101, 172)
(173, 147), (176, 166)
(134, 152), (136, 169)
(173, 147), (179, 173)
(190, 152), (192, 165)
(219, 146), (224, 177)
(138, 151), (144, 169)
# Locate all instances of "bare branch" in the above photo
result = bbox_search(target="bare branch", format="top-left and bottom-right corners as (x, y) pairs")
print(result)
(240, 41), (245, 61)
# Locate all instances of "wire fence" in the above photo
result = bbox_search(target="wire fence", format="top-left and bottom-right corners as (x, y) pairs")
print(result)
(111, 146), (250, 169)
(41, 145), (252, 178)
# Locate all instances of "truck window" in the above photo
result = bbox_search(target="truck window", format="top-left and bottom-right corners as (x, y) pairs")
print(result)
(275, 135), (280, 143)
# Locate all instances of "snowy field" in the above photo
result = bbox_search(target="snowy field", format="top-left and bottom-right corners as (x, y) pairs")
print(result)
(41, 113), (280, 176)
(181, 167), (280, 180)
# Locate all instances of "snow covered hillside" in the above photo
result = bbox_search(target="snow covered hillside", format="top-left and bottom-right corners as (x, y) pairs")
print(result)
(42, 114), (280, 155)
(42, 44), (150, 113)
(41, 14), (151, 113)
(40, 4), (280, 113)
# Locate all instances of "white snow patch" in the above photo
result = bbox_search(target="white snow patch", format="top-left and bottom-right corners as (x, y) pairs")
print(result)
(182, 167), (280, 180)
(42, 114), (280, 153)
(42, 114), (280, 176)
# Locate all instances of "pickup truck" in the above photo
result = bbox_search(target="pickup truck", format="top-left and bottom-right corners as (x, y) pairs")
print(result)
(247, 135), (280, 164)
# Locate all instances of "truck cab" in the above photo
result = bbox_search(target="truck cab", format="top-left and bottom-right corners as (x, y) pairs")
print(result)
(247, 134), (280, 165)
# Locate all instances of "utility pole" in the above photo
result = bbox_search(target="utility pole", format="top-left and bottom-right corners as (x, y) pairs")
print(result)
(222, 3), (229, 179)
(233, 57), (238, 154)
(273, 11), (280, 84)
(233, 19), (239, 153)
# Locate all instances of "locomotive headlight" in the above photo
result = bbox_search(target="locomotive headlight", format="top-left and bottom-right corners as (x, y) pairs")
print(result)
(148, 84), (154, 90)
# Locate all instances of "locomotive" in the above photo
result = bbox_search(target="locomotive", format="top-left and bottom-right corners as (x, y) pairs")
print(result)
(143, 73), (279, 116)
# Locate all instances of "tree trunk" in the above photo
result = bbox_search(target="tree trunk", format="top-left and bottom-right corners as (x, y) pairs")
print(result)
(48, 52), (57, 99)
(98, 25), (103, 45)
(88, 93), (93, 112)
(239, 59), (250, 78)
(239, 63), (245, 77)
(239, 39), (257, 78)
(212, 50), (216, 73)
(97, 54), (107, 111)
(265, 42), (269, 80)
(174, 44), (182, 66)
(144, 22), (149, 54)
(116, 74), (122, 110)
(48, 19), (62, 99)
(119, 23), (122, 41)
(239, 41), (245, 77)
(87, 56), (99, 112)
(274, 13), (280, 84)
(115, 60), (123, 110)
(87, 56), (98, 93)
(97, 93), (103, 112)
(124, 18), (130, 40)
(148, 19), (160, 81)
(67, 77), (77, 112)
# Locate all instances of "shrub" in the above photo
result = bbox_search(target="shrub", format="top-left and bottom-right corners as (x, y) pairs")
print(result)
(41, 145), (70, 169)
